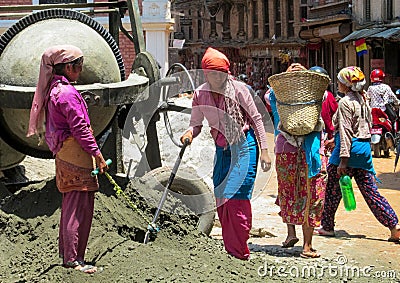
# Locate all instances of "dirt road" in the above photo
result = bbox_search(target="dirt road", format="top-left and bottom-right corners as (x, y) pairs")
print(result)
(215, 153), (400, 281)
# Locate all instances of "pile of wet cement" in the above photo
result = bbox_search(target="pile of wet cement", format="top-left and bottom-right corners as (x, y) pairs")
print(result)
(0, 175), (284, 283)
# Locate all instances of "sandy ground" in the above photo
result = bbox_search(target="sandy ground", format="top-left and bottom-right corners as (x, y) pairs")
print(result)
(2, 141), (400, 282)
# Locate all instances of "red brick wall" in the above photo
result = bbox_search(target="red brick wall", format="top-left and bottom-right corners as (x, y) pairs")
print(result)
(119, 32), (136, 75)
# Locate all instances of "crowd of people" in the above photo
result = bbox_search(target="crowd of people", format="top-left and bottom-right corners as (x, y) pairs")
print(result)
(28, 43), (400, 276)
(181, 46), (400, 261)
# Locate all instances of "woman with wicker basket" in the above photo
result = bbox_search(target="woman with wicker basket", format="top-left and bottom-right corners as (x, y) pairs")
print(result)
(180, 47), (272, 260)
(268, 63), (329, 258)
(315, 66), (400, 242)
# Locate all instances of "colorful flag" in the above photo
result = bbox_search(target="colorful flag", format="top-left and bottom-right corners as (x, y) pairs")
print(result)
(355, 38), (368, 56)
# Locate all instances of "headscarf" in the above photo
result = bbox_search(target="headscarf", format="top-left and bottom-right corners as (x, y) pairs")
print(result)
(201, 47), (230, 73)
(201, 47), (244, 144)
(27, 45), (83, 139)
(337, 66), (366, 92)
(337, 66), (370, 129)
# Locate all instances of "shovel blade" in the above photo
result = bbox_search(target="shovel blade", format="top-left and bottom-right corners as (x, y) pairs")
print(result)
(143, 231), (151, 244)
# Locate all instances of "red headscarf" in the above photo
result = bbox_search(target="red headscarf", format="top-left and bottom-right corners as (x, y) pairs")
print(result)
(201, 47), (230, 73)
(27, 45), (83, 138)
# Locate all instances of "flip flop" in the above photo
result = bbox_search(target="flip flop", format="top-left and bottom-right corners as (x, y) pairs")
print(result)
(281, 237), (299, 248)
(313, 228), (335, 237)
(300, 250), (320, 259)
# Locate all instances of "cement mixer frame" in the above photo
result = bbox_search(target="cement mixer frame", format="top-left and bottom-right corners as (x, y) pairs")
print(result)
(0, 1), (215, 235)
(0, 0), (176, 174)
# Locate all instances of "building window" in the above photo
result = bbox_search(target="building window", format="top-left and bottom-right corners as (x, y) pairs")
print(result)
(275, 0), (281, 21)
(197, 11), (202, 40)
(386, 0), (393, 21)
(287, 0), (294, 37)
(252, 0), (258, 39)
(275, 0), (281, 37)
(300, 0), (308, 21)
(365, 0), (371, 22)
(263, 0), (269, 38)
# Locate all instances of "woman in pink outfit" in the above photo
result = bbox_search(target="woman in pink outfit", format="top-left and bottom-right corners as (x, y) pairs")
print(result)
(27, 45), (108, 274)
(180, 47), (272, 260)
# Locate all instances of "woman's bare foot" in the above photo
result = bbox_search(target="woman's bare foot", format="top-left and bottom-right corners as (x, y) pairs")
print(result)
(314, 227), (335, 237)
(74, 264), (99, 274)
(65, 261), (101, 274)
(388, 225), (400, 242)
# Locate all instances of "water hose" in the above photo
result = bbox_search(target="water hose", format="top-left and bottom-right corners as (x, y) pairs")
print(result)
(91, 159), (151, 225)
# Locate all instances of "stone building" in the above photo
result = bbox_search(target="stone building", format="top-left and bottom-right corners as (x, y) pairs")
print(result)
(172, 0), (309, 91)
(341, 0), (400, 89)
(1, 1), (400, 90)
(172, 0), (400, 92)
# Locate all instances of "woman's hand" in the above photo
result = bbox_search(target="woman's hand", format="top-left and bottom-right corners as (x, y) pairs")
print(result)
(180, 131), (193, 145)
(94, 152), (108, 174)
(286, 63), (306, 72)
(337, 157), (349, 176)
(260, 149), (272, 172)
(324, 138), (335, 152)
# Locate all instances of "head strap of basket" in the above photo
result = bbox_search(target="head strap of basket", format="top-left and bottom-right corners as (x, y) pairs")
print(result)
(268, 70), (330, 136)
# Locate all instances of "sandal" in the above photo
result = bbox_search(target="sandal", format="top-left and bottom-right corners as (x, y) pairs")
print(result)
(313, 227), (335, 237)
(64, 261), (102, 274)
(300, 250), (320, 259)
(281, 237), (299, 248)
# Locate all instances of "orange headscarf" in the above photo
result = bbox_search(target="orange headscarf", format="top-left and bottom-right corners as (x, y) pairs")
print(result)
(201, 47), (230, 73)
(27, 45), (83, 138)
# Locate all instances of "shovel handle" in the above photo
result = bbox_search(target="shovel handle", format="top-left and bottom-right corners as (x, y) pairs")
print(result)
(91, 159), (112, 176)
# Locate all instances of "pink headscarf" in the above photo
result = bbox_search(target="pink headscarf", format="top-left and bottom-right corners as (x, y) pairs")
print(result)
(27, 45), (84, 138)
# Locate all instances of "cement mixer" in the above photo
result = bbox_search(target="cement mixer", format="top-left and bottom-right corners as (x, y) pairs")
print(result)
(0, 1), (215, 235)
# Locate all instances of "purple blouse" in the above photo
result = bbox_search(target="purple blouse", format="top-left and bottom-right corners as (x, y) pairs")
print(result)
(45, 75), (100, 157)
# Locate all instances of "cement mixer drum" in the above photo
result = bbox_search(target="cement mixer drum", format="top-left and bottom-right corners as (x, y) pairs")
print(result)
(0, 9), (125, 161)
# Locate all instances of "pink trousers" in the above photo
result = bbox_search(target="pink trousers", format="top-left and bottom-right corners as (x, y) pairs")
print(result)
(59, 190), (95, 265)
(216, 198), (252, 260)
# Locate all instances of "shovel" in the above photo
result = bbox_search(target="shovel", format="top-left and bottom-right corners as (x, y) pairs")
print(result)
(143, 138), (190, 244)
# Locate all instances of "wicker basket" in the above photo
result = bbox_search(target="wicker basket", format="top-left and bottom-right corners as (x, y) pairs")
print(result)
(268, 70), (330, 136)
